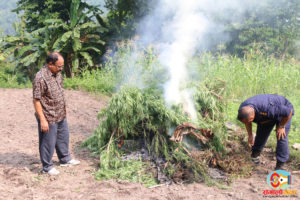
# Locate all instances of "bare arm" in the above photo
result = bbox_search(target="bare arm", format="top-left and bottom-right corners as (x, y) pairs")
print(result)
(245, 122), (254, 148)
(278, 109), (293, 127)
(276, 109), (293, 140)
(33, 99), (49, 132)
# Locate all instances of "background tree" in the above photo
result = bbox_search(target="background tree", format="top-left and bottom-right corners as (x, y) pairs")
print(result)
(223, 0), (300, 58)
(0, 19), (44, 80)
(48, 0), (107, 77)
(102, 0), (153, 42)
(5, 0), (106, 78)
(13, 0), (99, 32)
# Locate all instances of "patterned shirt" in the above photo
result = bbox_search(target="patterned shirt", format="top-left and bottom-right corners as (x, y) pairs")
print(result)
(33, 66), (66, 124)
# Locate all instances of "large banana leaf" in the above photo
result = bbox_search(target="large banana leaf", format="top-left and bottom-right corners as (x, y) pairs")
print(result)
(72, 28), (82, 51)
(72, 27), (80, 39)
(79, 52), (93, 66)
(81, 46), (101, 53)
(2, 46), (18, 58)
(70, 0), (80, 28)
(20, 51), (39, 66)
(4, 36), (22, 43)
(79, 22), (104, 30)
(72, 38), (82, 52)
(53, 31), (72, 50)
(87, 38), (106, 45)
(31, 27), (47, 36)
(17, 45), (33, 58)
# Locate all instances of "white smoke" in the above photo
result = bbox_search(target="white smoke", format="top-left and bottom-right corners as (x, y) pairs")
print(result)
(116, 50), (145, 91)
(117, 0), (273, 120)
(137, 0), (212, 120)
(158, 1), (209, 120)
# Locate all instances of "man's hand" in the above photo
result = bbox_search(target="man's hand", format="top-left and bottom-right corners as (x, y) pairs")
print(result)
(244, 122), (254, 149)
(33, 99), (49, 133)
(40, 119), (49, 133)
(248, 134), (254, 148)
(276, 127), (286, 140)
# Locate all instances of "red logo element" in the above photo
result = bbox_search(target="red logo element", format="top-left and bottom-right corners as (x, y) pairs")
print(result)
(270, 172), (280, 188)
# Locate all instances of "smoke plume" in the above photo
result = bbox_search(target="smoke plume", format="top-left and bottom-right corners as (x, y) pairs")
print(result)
(119, 0), (273, 120)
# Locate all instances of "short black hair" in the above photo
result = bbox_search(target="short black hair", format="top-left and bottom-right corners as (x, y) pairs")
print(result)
(46, 52), (62, 64)
(237, 107), (251, 121)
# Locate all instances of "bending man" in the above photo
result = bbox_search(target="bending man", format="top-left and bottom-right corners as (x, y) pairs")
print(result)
(237, 94), (294, 170)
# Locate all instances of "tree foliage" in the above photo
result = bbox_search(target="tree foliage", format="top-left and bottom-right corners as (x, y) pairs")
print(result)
(13, 0), (98, 32)
(1, 0), (300, 81)
(102, 0), (153, 42)
(1, 0), (107, 78)
(223, 0), (300, 58)
(40, 0), (107, 77)
(0, 19), (44, 80)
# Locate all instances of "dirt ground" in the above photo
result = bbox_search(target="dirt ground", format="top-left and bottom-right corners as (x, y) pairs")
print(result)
(0, 88), (299, 200)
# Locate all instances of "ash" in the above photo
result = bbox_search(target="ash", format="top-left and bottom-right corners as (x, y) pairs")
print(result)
(121, 147), (172, 185)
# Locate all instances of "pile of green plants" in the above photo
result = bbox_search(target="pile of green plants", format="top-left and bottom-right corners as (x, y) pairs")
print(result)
(82, 78), (230, 186)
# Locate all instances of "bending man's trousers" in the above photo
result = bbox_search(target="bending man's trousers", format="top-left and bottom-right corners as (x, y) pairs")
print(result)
(252, 117), (292, 163)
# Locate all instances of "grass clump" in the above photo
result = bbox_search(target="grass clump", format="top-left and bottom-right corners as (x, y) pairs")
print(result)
(64, 66), (116, 95)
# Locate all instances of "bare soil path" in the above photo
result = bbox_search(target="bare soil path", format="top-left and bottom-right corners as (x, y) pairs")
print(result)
(0, 88), (299, 200)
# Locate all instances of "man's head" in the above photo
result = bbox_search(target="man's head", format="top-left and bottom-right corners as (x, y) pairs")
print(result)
(237, 106), (255, 123)
(46, 52), (64, 74)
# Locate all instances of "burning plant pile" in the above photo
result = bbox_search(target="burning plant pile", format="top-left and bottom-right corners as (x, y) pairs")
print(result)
(82, 79), (251, 186)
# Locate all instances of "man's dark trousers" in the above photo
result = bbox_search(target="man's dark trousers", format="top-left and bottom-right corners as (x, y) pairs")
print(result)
(252, 117), (292, 163)
(37, 118), (71, 172)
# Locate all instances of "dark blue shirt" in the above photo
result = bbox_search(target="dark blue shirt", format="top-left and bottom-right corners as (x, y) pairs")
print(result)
(240, 94), (294, 124)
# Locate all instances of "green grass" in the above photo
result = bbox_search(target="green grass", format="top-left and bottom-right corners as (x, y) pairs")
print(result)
(94, 156), (158, 187)
(64, 67), (116, 95)
(192, 52), (300, 166)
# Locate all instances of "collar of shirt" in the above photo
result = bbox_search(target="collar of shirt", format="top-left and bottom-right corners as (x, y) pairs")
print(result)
(44, 65), (60, 78)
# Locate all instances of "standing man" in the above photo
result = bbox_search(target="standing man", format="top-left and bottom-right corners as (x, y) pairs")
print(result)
(237, 94), (294, 170)
(33, 52), (80, 175)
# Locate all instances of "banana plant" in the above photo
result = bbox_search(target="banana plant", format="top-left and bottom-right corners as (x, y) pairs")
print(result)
(47, 0), (107, 77)
(1, 0), (106, 79)
(0, 19), (47, 80)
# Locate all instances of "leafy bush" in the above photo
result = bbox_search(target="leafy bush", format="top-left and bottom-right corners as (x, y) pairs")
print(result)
(0, 62), (31, 88)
